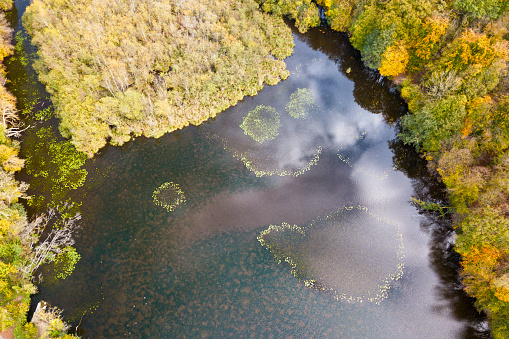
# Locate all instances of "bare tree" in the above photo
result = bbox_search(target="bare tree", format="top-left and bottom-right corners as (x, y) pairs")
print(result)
(425, 70), (463, 100)
(19, 205), (81, 280)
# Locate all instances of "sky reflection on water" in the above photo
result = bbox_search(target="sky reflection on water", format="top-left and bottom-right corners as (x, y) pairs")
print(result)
(28, 30), (489, 338)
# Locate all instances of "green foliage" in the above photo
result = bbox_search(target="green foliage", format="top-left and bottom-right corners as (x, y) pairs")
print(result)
(0, 4), (78, 337)
(457, 207), (509, 253)
(240, 105), (281, 143)
(14, 32), (28, 66)
(26, 127), (88, 206)
(35, 106), (54, 121)
(400, 95), (467, 152)
(453, 0), (508, 19)
(258, 0), (320, 33)
(437, 146), (488, 213)
(349, 4), (379, 52)
(411, 197), (450, 216)
(13, 322), (37, 339)
(319, 0), (353, 32)
(24, 0), (295, 156)
(361, 26), (396, 69)
(53, 246), (80, 279)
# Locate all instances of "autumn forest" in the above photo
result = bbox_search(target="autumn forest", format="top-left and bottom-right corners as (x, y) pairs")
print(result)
(0, 0), (508, 337)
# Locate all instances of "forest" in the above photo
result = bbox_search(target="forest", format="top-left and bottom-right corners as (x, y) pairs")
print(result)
(1, 0), (508, 337)
(23, 0), (294, 156)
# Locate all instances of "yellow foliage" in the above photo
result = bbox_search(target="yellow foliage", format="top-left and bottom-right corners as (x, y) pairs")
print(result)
(316, 0), (332, 7)
(0, 145), (24, 172)
(0, 144), (17, 163)
(0, 261), (16, 278)
(379, 40), (409, 77)
(462, 95), (493, 137)
(0, 218), (10, 235)
(495, 274), (509, 302)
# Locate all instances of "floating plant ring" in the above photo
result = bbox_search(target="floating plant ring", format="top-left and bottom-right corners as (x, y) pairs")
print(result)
(258, 205), (404, 304)
(208, 132), (322, 178)
(153, 182), (186, 212)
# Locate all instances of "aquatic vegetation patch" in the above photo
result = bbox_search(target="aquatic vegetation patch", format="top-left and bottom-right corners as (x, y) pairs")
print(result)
(240, 105), (281, 143)
(153, 182), (186, 212)
(285, 88), (316, 119)
(208, 133), (322, 177)
(337, 151), (395, 180)
(258, 205), (404, 304)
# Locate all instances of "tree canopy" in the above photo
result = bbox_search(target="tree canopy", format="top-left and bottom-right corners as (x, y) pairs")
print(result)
(24, 0), (294, 156)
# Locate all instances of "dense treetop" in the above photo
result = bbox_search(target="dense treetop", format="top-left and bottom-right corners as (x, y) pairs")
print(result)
(24, 0), (294, 155)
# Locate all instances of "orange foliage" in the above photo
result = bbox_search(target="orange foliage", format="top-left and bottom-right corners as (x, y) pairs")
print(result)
(442, 29), (509, 71)
(461, 117), (472, 138)
(462, 245), (502, 281)
(412, 15), (448, 62)
(495, 286), (509, 302)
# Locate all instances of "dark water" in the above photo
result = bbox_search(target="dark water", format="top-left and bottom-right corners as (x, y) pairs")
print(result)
(6, 1), (490, 338)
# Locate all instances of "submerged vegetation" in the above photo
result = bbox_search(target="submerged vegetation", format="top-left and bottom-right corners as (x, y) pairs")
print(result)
(240, 105), (281, 143)
(0, 1), (79, 337)
(23, 0), (294, 156)
(209, 86), (325, 177)
(285, 88), (316, 119)
(12, 0), (509, 336)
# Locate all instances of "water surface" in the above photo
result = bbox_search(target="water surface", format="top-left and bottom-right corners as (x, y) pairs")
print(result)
(4, 3), (489, 337)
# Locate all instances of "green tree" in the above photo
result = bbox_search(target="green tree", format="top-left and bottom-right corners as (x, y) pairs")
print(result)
(453, 0), (509, 19)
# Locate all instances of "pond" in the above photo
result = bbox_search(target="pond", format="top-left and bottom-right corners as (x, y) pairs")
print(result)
(7, 1), (489, 337)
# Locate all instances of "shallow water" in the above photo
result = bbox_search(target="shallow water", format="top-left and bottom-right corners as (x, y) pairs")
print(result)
(5, 1), (490, 337)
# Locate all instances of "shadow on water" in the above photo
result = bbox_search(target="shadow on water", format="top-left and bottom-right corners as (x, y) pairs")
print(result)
(291, 25), (490, 338)
(2, 1), (491, 336)
(390, 138), (491, 338)
(288, 25), (407, 124)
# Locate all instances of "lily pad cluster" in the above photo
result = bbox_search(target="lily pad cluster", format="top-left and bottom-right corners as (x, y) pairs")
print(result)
(285, 88), (316, 119)
(240, 105), (281, 144)
(153, 182), (186, 212)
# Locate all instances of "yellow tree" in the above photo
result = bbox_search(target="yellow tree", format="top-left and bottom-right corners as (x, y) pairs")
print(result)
(441, 29), (508, 72)
(379, 40), (409, 77)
